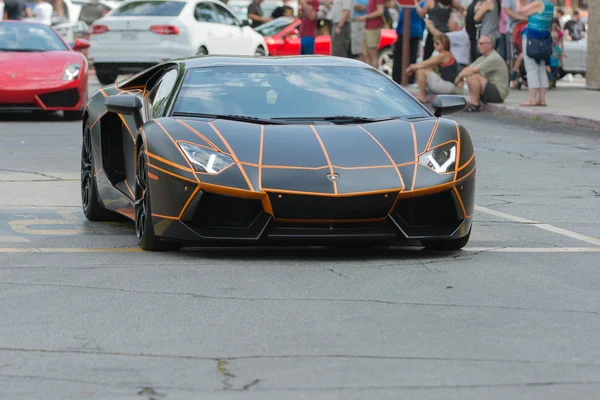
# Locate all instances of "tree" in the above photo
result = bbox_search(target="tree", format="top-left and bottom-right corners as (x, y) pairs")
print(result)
(586, 0), (599, 89)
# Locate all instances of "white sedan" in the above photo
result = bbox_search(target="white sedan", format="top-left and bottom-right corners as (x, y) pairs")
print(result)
(88, 0), (268, 84)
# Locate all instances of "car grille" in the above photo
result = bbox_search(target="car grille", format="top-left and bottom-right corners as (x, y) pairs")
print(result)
(267, 192), (398, 220)
(38, 88), (79, 108)
(191, 192), (263, 229)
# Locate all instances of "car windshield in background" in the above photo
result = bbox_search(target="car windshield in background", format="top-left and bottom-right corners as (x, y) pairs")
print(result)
(0, 22), (68, 52)
(112, 1), (186, 16)
(172, 65), (429, 120)
(254, 17), (296, 36)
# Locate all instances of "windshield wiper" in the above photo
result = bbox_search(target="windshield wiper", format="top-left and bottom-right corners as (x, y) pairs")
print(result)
(0, 48), (46, 52)
(171, 112), (286, 125)
(272, 115), (403, 124)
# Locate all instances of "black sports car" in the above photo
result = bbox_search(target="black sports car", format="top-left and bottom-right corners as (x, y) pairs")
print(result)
(81, 56), (475, 251)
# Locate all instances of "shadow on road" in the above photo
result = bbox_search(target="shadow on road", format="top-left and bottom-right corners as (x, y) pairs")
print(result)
(0, 111), (74, 123)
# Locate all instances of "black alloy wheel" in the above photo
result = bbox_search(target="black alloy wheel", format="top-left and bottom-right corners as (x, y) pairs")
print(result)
(81, 119), (108, 220)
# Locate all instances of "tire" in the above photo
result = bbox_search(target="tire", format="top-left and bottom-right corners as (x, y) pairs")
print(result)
(81, 118), (109, 221)
(420, 227), (471, 251)
(197, 46), (208, 56)
(64, 110), (83, 121)
(378, 47), (393, 77)
(96, 71), (118, 85)
(135, 144), (182, 251)
(254, 46), (265, 56)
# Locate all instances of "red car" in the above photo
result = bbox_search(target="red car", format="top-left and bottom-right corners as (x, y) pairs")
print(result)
(0, 21), (90, 120)
(255, 17), (397, 75)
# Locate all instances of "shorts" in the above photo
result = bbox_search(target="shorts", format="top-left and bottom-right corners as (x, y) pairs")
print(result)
(426, 72), (458, 94)
(363, 28), (381, 50)
(481, 82), (504, 103)
(301, 36), (315, 55)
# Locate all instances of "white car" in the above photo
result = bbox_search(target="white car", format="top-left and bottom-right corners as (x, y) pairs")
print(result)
(88, 0), (268, 84)
(563, 37), (587, 76)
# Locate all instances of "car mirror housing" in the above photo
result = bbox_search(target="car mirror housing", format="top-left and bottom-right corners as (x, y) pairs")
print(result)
(240, 19), (250, 27)
(105, 94), (144, 126)
(72, 38), (90, 51)
(431, 95), (467, 117)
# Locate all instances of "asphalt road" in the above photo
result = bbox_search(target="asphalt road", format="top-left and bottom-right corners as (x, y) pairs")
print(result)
(1, 81), (600, 399)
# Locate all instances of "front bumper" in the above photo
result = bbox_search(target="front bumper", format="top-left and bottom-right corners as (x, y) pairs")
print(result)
(0, 78), (86, 112)
(153, 185), (473, 245)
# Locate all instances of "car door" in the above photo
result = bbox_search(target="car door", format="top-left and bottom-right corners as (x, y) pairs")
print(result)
(212, 1), (251, 54)
(192, 1), (224, 54)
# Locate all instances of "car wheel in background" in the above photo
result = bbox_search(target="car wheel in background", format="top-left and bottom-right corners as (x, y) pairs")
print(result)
(64, 110), (83, 121)
(197, 46), (208, 56)
(254, 46), (266, 56)
(378, 46), (393, 77)
(96, 71), (118, 85)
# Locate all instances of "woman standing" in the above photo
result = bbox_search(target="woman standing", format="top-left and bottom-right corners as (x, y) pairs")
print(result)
(517, 0), (554, 106)
(415, 0), (464, 60)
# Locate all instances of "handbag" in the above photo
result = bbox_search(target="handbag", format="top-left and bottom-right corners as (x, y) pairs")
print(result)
(526, 33), (553, 60)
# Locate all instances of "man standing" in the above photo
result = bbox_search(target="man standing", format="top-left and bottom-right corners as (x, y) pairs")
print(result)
(350, 0), (368, 60)
(454, 35), (509, 112)
(329, 0), (353, 57)
(2, 0), (31, 20)
(247, 0), (272, 28)
(392, 1), (425, 85)
(355, 0), (384, 68)
(564, 10), (586, 41)
(272, 0), (294, 18)
(298, 0), (319, 54)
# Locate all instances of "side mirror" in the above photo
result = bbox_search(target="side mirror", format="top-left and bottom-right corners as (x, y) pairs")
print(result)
(72, 38), (90, 51)
(240, 19), (250, 27)
(431, 95), (467, 117)
(105, 94), (144, 126)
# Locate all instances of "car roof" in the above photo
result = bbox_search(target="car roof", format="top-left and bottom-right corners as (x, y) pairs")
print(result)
(181, 55), (370, 69)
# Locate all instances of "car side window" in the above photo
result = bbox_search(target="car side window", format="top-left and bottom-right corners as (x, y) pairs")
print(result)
(194, 2), (218, 23)
(213, 3), (238, 26)
(147, 68), (179, 118)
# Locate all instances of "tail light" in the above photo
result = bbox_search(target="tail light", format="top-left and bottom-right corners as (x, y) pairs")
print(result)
(149, 25), (179, 35)
(91, 24), (109, 34)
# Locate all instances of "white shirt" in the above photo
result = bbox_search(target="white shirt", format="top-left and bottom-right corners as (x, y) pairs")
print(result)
(447, 29), (471, 66)
(33, 2), (53, 25)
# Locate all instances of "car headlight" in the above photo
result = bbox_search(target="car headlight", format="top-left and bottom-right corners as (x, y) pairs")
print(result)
(179, 142), (234, 174)
(62, 63), (81, 81)
(418, 142), (456, 173)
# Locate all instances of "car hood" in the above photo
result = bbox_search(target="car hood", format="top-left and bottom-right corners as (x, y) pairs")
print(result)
(163, 117), (462, 195)
(0, 51), (82, 83)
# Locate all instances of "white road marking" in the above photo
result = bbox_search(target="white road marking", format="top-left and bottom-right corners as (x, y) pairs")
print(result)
(475, 205), (600, 247)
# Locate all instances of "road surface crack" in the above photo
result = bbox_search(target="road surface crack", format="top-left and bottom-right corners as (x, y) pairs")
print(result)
(0, 168), (64, 181)
(216, 358), (260, 391)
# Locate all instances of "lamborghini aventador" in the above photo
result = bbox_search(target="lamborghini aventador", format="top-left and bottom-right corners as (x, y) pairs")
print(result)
(81, 55), (475, 251)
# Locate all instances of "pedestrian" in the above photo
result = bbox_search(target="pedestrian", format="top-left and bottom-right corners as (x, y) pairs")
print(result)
(354, 0), (384, 68)
(474, 0), (501, 51)
(32, 0), (53, 25)
(350, 0), (368, 60)
(563, 9), (586, 41)
(329, 0), (353, 57)
(271, 0), (294, 18)
(415, 0), (464, 61)
(424, 11), (471, 72)
(391, 1), (425, 85)
(547, 18), (563, 88)
(298, 0), (320, 54)
(247, 0), (272, 28)
(406, 33), (459, 102)
(454, 34), (510, 111)
(2, 0), (31, 20)
(517, 0), (553, 107)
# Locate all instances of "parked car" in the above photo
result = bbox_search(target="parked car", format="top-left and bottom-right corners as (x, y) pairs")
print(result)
(563, 37), (587, 76)
(254, 16), (397, 75)
(88, 0), (268, 84)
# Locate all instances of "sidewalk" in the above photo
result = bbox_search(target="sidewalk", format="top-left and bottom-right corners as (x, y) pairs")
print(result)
(407, 76), (600, 131)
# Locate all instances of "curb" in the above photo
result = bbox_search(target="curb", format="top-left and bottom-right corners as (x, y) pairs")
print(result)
(407, 90), (600, 132)
(482, 103), (600, 131)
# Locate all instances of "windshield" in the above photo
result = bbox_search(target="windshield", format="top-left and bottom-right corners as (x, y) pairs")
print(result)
(254, 17), (296, 36)
(112, 1), (186, 17)
(0, 23), (68, 52)
(172, 65), (429, 120)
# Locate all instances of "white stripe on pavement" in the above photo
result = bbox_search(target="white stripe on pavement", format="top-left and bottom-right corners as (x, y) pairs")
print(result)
(475, 205), (600, 247)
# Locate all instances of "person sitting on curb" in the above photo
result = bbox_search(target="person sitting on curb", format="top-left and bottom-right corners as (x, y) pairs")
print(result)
(406, 34), (459, 103)
(424, 11), (471, 73)
(454, 34), (509, 112)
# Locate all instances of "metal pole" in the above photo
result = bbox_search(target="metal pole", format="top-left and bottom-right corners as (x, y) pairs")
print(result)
(401, 7), (411, 86)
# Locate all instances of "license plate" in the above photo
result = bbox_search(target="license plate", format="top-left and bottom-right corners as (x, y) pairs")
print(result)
(121, 31), (138, 40)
